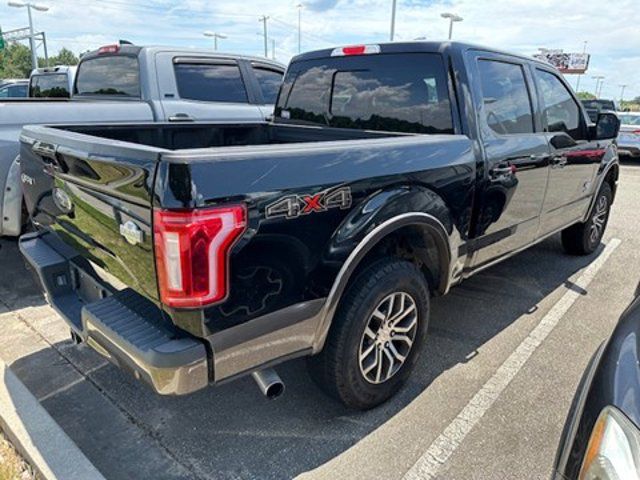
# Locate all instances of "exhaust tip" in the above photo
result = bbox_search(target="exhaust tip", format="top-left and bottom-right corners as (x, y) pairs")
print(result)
(265, 381), (285, 400)
(252, 369), (285, 400)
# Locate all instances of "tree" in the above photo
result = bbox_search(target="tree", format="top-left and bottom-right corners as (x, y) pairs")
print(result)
(576, 91), (596, 100)
(47, 48), (79, 66)
(0, 43), (33, 78)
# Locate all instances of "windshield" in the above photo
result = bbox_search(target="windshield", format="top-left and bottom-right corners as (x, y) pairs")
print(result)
(75, 55), (140, 96)
(582, 99), (615, 110)
(276, 53), (454, 134)
(30, 73), (70, 98)
(619, 114), (640, 126)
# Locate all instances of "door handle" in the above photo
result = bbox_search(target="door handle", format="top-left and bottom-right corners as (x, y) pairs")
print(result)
(490, 164), (516, 181)
(550, 156), (568, 168)
(168, 113), (194, 122)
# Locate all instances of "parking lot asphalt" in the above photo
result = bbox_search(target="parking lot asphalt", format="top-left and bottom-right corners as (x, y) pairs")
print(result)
(1, 162), (639, 480)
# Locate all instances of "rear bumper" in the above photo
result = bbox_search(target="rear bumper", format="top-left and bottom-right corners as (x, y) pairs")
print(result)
(19, 232), (209, 395)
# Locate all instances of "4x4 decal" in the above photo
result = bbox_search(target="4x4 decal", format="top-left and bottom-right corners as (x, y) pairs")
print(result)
(266, 186), (352, 219)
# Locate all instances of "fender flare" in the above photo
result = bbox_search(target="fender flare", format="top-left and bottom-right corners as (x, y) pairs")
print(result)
(312, 212), (453, 352)
(1, 155), (23, 237)
(582, 160), (619, 223)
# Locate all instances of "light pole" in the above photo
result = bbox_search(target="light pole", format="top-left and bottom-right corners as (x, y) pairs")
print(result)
(259, 15), (269, 58)
(575, 40), (587, 92)
(619, 84), (627, 103)
(203, 31), (227, 51)
(390, 0), (397, 41)
(296, 3), (303, 53)
(441, 12), (463, 40)
(592, 75), (604, 98)
(8, 1), (49, 70)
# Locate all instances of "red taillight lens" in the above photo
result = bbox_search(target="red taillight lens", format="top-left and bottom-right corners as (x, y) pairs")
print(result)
(153, 205), (246, 308)
(331, 44), (381, 56)
(633, 129), (640, 135)
(98, 44), (119, 54)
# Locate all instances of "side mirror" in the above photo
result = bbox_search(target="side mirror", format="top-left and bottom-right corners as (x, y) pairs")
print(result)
(590, 112), (620, 141)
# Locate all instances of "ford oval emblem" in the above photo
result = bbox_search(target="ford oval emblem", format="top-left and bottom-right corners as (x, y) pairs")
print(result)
(119, 220), (144, 246)
(53, 188), (73, 214)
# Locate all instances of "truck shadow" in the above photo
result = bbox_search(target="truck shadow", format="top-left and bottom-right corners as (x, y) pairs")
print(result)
(8, 235), (607, 480)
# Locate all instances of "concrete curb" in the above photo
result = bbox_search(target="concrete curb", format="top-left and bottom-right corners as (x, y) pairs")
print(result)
(0, 358), (106, 480)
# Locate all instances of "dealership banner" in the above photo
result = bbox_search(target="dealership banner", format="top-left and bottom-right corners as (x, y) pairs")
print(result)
(533, 50), (590, 74)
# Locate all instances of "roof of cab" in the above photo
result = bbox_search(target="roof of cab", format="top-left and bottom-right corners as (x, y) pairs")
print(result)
(80, 44), (286, 69)
(290, 40), (549, 67)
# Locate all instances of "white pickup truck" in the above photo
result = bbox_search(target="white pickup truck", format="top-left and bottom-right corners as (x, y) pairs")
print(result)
(0, 43), (284, 236)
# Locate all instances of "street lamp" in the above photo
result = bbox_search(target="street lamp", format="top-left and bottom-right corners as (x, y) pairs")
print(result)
(296, 3), (303, 53)
(592, 75), (604, 98)
(441, 12), (463, 40)
(8, 1), (49, 70)
(203, 31), (227, 51)
(390, 0), (397, 41)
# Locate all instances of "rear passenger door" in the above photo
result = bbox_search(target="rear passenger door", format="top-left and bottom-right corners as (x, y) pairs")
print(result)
(154, 53), (266, 122)
(533, 67), (602, 236)
(468, 52), (551, 269)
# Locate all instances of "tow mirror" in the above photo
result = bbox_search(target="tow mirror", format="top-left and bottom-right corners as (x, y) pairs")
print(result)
(590, 112), (620, 141)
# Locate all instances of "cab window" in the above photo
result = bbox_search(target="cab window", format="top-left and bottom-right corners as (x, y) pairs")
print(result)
(535, 69), (586, 141)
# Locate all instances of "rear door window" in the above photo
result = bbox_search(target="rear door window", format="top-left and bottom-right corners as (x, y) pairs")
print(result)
(477, 59), (534, 135)
(277, 53), (454, 134)
(75, 56), (140, 96)
(252, 66), (283, 104)
(174, 62), (248, 103)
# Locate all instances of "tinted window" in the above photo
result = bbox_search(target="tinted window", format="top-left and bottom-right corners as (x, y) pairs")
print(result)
(0, 84), (27, 98)
(174, 63), (248, 103)
(30, 74), (69, 98)
(536, 69), (585, 140)
(76, 56), (139, 96)
(477, 60), (534, 134)
(276, 53), (453, 134)
(253, 67), (282, 104)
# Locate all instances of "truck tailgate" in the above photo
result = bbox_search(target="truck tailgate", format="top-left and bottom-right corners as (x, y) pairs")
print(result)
(20, 125), (162, 302)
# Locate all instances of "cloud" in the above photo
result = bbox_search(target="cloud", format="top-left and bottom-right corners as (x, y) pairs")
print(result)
(0, 0), (638, 98)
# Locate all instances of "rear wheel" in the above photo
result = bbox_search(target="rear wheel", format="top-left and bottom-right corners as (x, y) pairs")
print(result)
(308, 258), (430, 410)
(561, 182), (612, 255)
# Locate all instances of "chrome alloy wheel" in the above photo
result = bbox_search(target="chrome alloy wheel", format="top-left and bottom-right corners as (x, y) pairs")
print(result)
(358, 292), (419, 384)
(590, 194), (608, 244)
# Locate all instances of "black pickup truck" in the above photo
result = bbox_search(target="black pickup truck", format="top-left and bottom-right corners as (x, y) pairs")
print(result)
(18, 42), (621, 410)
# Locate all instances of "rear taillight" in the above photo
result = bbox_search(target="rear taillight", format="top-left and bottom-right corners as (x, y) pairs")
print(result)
(633, 129), (640, 135)
(153, 205), (247, 308)
(98, 44), (119, 54)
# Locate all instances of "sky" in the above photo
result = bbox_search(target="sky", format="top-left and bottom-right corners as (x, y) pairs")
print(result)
(0, 0), (638, 100)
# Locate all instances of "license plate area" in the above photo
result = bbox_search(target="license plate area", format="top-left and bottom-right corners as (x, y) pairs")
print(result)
(70, 263), (111, 304)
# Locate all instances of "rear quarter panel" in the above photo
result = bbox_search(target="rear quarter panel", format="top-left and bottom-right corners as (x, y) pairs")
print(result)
(157, 134), (476, 336)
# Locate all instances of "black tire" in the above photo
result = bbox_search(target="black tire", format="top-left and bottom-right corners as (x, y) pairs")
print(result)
(561, 182), (612, 255)
(307, 258), (430, 410)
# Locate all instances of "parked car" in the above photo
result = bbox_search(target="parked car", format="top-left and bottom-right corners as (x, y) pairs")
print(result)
(28, 66), (77, 98)
(582, 99), (621, 122)
(0, 43), (284, 237)
(19, 41), (620, 410)
(553, 284), (640, 479)
(616, 112), (640, 159)
(0, 79), (28, 98)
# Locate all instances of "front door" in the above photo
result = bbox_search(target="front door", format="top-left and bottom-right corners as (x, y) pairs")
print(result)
(468, 53), (550, 269)
(533, 68), (603, 236)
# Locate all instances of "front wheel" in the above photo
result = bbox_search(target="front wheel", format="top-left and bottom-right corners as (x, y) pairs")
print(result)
(307, 258), (430, 410)
(561, 182), (612, 255)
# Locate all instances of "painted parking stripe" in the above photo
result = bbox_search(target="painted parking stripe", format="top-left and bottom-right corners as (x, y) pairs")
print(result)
(403, 238), (621, 480)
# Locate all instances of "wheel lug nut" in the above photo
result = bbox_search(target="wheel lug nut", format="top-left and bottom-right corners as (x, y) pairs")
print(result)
(385, 342), (389, 347)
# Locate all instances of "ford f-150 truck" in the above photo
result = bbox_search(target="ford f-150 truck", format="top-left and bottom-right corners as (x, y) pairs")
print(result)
(19, 41), (621, 410)
(0, 43), (284, 237)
